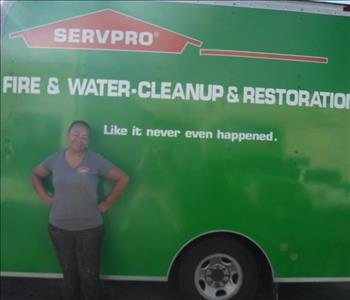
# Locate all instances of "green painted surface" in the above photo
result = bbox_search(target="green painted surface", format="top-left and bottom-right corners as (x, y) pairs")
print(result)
(1, 1), (349, 279)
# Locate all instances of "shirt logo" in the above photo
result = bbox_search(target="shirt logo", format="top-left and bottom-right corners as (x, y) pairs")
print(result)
(77, 166), (91, 174)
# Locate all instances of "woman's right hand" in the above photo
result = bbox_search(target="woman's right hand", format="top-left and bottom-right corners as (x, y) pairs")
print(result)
(44, 195), (53, 206)
(31, 164), (52, 206)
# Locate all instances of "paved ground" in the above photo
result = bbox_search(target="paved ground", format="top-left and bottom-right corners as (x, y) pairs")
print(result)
(1, 277), (350, 300)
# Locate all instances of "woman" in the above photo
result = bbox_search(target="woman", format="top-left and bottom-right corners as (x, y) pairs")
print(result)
(31, 120), (129, 300)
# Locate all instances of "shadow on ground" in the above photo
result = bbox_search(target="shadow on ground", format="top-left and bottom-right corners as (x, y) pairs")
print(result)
(1, 277), (350, 300)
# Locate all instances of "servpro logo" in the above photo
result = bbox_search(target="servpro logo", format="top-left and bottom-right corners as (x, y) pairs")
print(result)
(9, 8), (328, 64)
(9, 9), (202, 53)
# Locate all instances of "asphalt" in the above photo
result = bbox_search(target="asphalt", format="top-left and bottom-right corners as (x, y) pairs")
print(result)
(1, 277), (350, 300)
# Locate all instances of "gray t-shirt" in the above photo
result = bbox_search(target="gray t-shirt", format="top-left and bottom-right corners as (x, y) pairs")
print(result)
(41, 149), (114, 231)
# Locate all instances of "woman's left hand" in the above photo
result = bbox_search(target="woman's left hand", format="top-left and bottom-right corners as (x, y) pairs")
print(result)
(98, 201), (110, 214)
(98, 166), (129, 214)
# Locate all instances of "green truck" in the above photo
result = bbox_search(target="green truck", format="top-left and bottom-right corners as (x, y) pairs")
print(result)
(1, 1), (349, 299)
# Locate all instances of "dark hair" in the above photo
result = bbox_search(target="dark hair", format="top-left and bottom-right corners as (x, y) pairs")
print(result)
(67, 120), (91, 134)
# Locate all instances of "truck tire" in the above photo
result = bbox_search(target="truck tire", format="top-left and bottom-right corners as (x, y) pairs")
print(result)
(178, 237), (259, 300)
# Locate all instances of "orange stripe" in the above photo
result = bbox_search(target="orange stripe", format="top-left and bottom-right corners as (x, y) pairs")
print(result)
(200, 49), (328, 63)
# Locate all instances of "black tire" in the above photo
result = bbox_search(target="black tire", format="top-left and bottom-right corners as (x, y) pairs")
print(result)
(178, 237), (259, 300)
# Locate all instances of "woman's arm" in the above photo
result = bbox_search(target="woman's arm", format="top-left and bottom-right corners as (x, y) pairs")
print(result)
(98, 167), (129, 213)
(31, 165), (53, 206)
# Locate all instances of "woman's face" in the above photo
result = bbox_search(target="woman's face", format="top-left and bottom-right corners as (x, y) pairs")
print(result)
(66, 125), (90, 152)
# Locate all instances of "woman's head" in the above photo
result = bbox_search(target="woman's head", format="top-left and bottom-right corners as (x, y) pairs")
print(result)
(66, 120), (91, 153)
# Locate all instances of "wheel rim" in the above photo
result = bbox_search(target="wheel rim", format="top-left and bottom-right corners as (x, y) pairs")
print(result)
(194, 253), (243, 300)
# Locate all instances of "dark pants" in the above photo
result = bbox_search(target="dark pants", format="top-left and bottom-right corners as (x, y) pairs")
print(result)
(48, 223), (104, 300)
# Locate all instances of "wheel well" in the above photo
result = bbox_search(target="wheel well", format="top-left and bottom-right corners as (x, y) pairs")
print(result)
(168, 231), (274, 291)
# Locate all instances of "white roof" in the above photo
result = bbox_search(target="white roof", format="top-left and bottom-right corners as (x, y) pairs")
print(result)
(175, 1), (350, 16)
